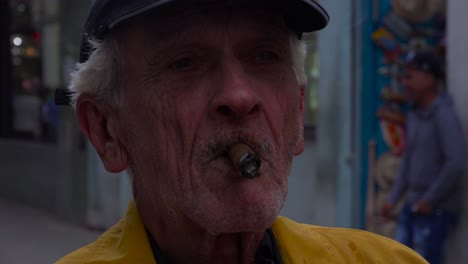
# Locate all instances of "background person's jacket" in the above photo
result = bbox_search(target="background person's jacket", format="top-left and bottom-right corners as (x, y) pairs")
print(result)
(56, 201), (428, 263)
(388, 94), (465, 212)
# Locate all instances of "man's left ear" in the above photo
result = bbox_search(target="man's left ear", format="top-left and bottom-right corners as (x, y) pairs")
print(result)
(76, 94), (128, 173)
(294, 85), (305, 156)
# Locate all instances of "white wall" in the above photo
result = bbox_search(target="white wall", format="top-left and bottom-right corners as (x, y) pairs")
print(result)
(317, 0), (358, 228)
(281, 0), (359, 228)
(281, 141), (334, 224)
(446, 0), (468, 262)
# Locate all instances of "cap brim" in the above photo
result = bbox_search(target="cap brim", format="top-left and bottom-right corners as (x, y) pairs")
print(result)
(283, 0), (329, 33)
(88, 0), (329, 39)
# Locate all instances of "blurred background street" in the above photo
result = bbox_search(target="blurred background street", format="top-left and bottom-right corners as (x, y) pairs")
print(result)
(0, 199), (99, 264)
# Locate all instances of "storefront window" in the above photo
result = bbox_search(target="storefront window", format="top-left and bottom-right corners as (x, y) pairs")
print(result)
(6, 0), (58, 142)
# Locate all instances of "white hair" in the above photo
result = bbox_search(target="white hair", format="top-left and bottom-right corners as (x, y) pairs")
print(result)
(290, 36), (307, 86)
(68, 34), (307, 107)
(68, 36), (122, 107)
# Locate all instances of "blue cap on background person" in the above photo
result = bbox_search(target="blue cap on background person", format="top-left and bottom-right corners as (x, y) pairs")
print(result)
(404, 50), (444, 79)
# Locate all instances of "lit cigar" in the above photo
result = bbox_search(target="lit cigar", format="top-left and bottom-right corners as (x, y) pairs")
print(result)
(227, 143), (261, 179)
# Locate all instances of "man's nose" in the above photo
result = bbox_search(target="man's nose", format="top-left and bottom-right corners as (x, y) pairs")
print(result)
(209, 60), (261, 121)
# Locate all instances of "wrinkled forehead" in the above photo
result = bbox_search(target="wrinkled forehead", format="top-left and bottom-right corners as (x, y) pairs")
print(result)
(124, 0), (292, 43)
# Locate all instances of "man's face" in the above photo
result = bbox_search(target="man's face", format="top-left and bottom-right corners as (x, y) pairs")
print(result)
(401, 67), (436, 103)
(114, 3), (304, 233)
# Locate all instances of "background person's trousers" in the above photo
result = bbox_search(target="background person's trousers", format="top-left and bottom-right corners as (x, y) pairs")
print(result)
(394, 203), (456, 264)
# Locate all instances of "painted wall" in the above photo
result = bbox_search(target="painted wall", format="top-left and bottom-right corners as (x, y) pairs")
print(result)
(445, 0), (468, 262)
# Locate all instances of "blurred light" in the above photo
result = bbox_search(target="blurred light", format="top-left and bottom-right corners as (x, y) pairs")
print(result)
(11, 47), (21, 56)
(13, 37), (23, 47)
(17, 4), (26, 13)
(25, 47), (38, 57)
(13, 57), (22, 66)
(22, 80), (33, 91)
(32, 32), (41, 42)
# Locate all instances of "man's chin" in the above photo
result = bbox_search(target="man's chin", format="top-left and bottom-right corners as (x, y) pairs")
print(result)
(194, 197), (283, 235)
(185, 179), (286, 234)
(203, 210), (279, 235)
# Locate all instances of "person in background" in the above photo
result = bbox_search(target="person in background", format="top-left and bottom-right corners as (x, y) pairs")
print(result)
(382, 50), (465, 264)
(57, 0), (428, 263)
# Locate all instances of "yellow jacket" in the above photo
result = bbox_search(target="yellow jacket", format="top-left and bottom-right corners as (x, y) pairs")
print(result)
(56, 202), (427, 264)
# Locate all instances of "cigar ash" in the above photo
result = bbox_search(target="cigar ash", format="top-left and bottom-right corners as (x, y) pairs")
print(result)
(238, 152), (261, 178)
(227, 143), (261, 179)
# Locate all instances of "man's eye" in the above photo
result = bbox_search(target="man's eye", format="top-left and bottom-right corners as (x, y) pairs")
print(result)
(256, 51), (280, 63)
(169, 57), (195, 70)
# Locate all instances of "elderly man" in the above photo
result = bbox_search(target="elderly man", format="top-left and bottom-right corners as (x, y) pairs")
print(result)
(57, 0), (427, 263)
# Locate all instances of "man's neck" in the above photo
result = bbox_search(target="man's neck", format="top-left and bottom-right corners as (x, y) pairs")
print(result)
(141, 205), (265, 264)
(151, 226), (264, 264)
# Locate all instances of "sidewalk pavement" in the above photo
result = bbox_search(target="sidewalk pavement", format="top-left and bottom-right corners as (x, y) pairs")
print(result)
(0, 198), (100, 264)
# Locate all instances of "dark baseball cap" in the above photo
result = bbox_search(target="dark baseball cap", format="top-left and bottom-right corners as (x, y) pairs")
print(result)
(404, 50), (443, 79)
(85, 0), (328, 38)
(79, 0), (329, 62)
